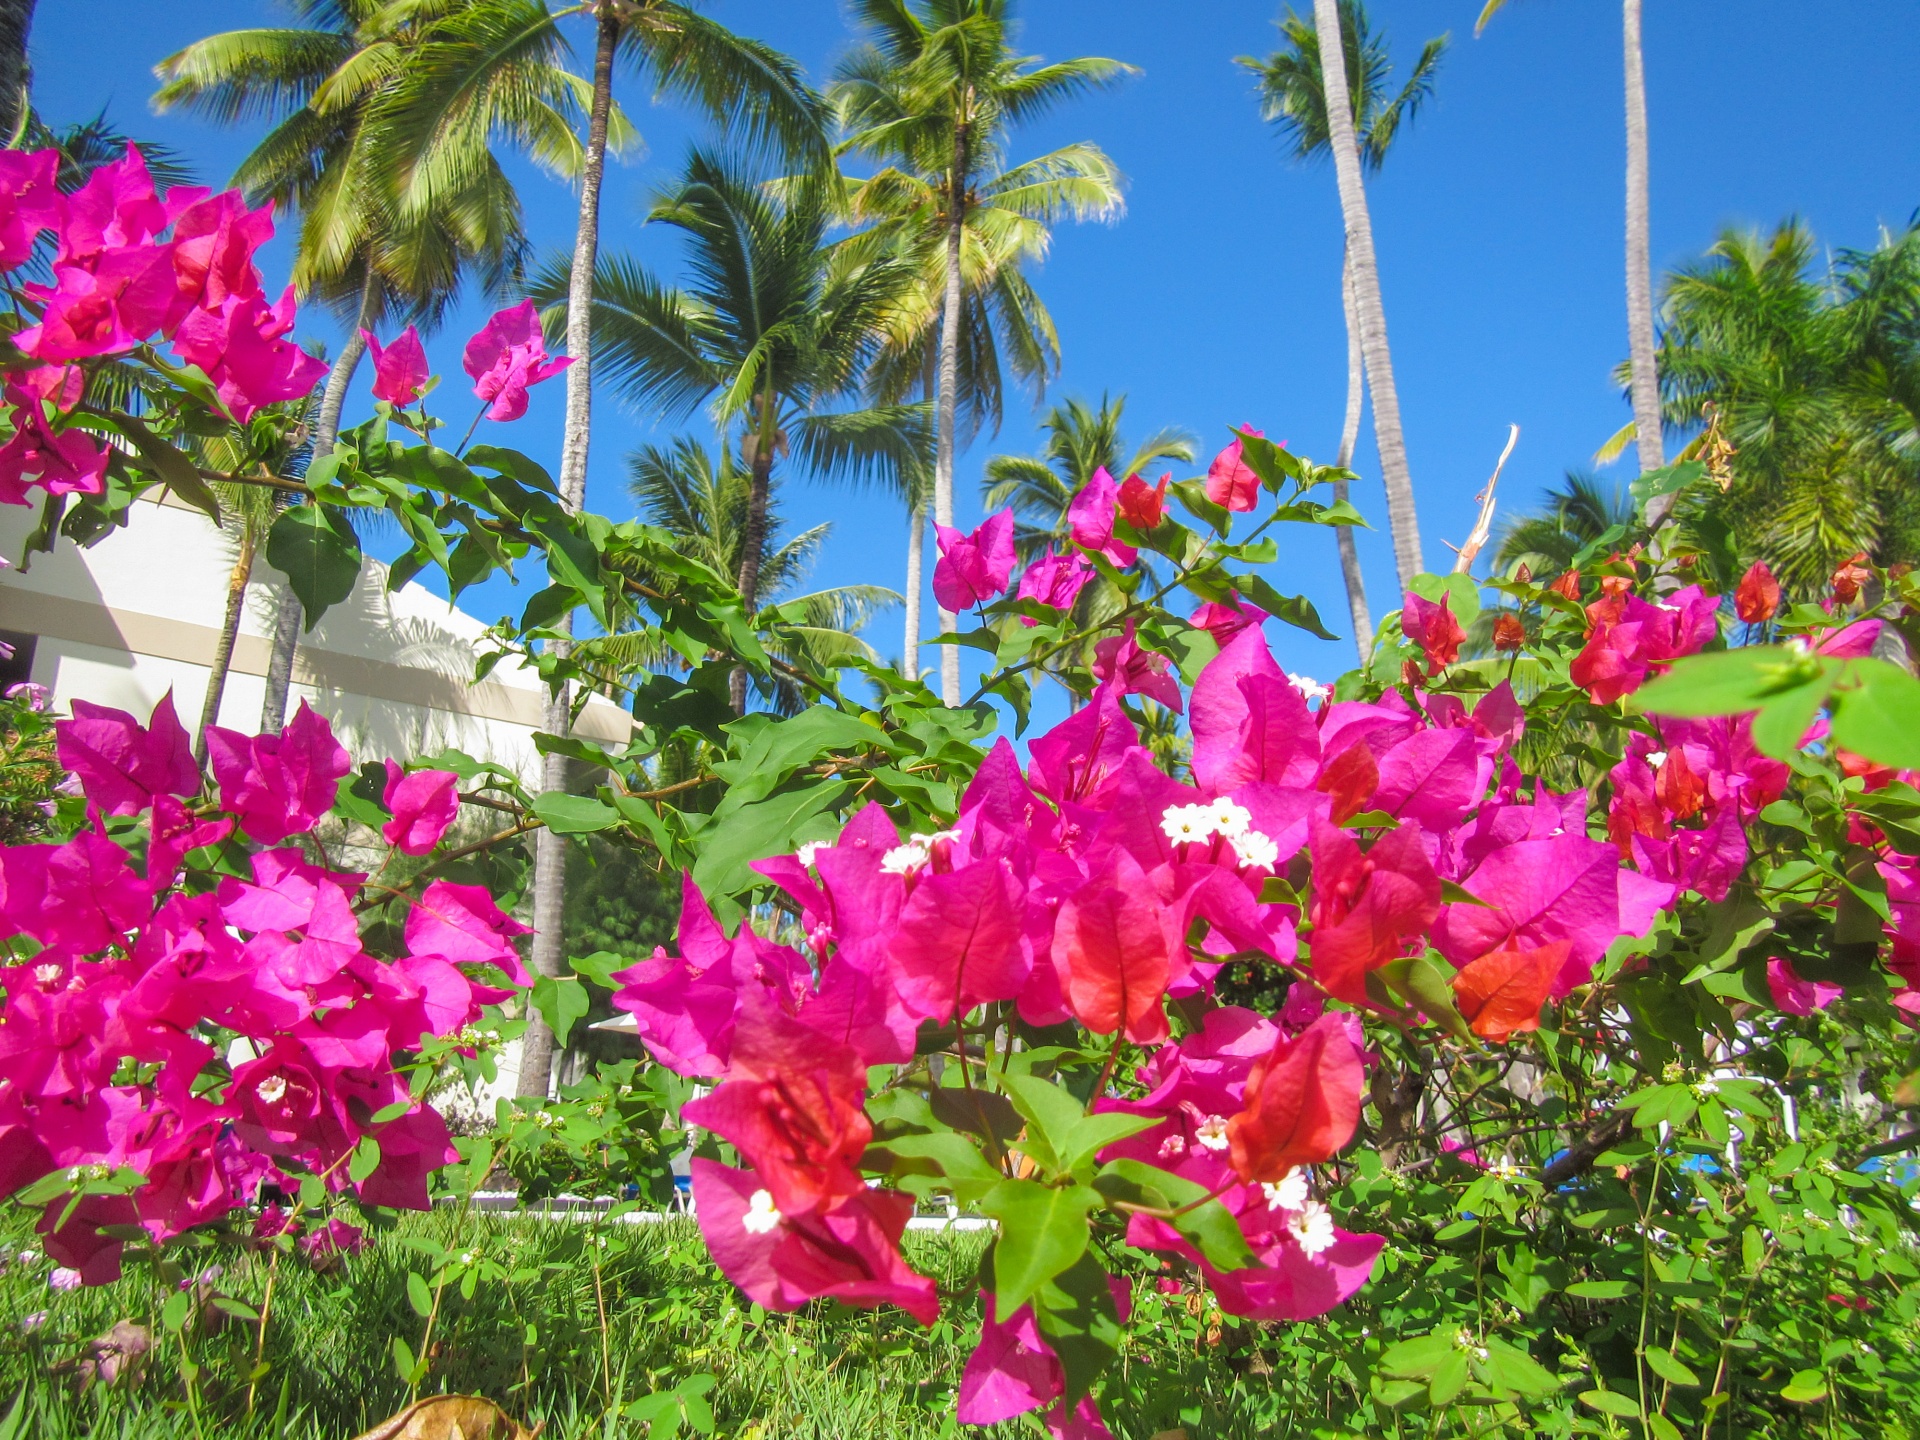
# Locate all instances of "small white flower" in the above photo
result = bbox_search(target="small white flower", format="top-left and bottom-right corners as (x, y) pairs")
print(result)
(255, 1075), (288, 1105)
(1207, 799), (1252, 839)
(1287, 1202), (1336, 1256)
(1160, 804), (1215, 846)
(880, 839), (930, 875)
(1262, 1168), (1310, 1213)
(742, 1189), (783, 1235)
(1488, 1156), (1523, 1182)
(1692, 1079), (1720, 1099)
(1157, 1133), (1188, 1160)
(1287, 673), (1332, 704)
(534, 1110), (558, 1129)
(795, 841), (827, 870)
(1194, 1115), (1231, 1151)
(48, 1268), (81, 1292)
(1645, 750), (1669, 769)
(32, 963), (61, 988)
(1230, 829), (1280, 871)
(459, 1251), (476, 1266)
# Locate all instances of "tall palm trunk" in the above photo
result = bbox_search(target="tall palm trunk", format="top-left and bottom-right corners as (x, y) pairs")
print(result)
(261, 272), (382, 732)
(521, 4), (617, 1103)
(903, 501), (924, 681)
(0, 0), (35, 143)
(731, 393), (778, 715)
(196, 529), (257, 765)
(933, 127), (969, 706)
(1622, 0), (1663, 476)
(1314, 0), (1422, 586)
(1334, 246), (1373, 665)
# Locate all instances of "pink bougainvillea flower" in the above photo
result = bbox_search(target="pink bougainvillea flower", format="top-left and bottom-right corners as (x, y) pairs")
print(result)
(956, 1292), (1124, 1438)
(204, 701), (351, 844)
(299, 1218), (366, 1261)
(404, 878), (532, 987)
(1226, 1012), (1365, 1182)
(1026, 683), (1146, 807)
(1206, 428), (1264, 511)
(933, 508), (1017, 613)
(1116, 471), (1169, 530)
(54, 692), (198, 817)
(0, 148), (60, 269)
(1306, 821), (1442, 1005)
(1092, 620), (1183, 713)
(691, 1158), (937, 1324)
(462, 299), (570, 422)
(165, 189), (272, 324)
(1189, 594), (1267, 646)
(0, 386), (109, 505)
(684, 999), (873, 1217)
(53, 146), (175, 266)
(1401, 590), (1466, 675)
(1015, 549), (1093, 622)
(362, 325), (431, 407)
(1735, 561), (1780, 624)
(380, 761), (459, 855)
(1450, 940), (1570, 1041)
(1189, 626), (1319, 793)
(1066, 466), (1138, 566)
(1052, 849), (1172, 1043)
(19, 243), (180, 361)
(1570, 585), (1718, 705)
(888, 857), (1028, 1021)
(1767, 957), (1842, 1016)
(172, 287), (329, 423)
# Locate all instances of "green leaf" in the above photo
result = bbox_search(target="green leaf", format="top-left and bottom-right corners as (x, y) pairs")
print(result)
(688, 779), (849, 900)
(406, 1270), (434, 1318)
(116, 411), (222, 522)
(979, 1179), (1101, 1322)
(533, 974), (590, 1046)
(1092, 1158), (1256, 1271)
(1378, 1332), (1458, 1380)
(531, 793), (619, 835)
(348, 1135), (381, 1185)
(266, 505), (363, 630)
(391, 1337), (418, 1385)
(872, 1132), (1002, 1205)
(1644, 1346), (1700, 1387)
(161, 1289), (192, 1332)
(1233, 573), (1339, 642)
(1566, 1280), (1636, 1300)
(1233, 429), (1303, 491)
(1439, 879), (1490, 908)
(1579, 1388), (1641, 1417)
(1429, 1351), (1470, 1406)
(1170, 479), (1229, 534)
(1781, 1370), (1829, 1404)
(1030, 1252), (1125, 1404)
(1482, 1339), (1563, 1397)
(1830, 658), (1920, 768)
(1405, 572), (1481, 625)
(1000, 1073), (1088, 1175)
(1632, 647), (1837, 733)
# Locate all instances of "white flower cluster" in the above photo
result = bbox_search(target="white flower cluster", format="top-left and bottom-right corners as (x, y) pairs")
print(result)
(1159, 801), (1280, 870)
(1261, 1167), (1310, 1213)
(881, 828), (961, 876)
(795, 840), (829, 870)
(1287, 673), (1331, 704)
(1286, 1202), (1337, 1256)
(743, 1188), (783, 1234)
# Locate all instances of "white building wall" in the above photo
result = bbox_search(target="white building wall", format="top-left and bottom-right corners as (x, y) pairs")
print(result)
(1, 493), (631, 785)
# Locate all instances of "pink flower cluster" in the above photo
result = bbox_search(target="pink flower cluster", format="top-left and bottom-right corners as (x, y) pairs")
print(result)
(0, 146), (327, 505)
(0, 695), (507, 1284)
(609, 607), (1733, 1433)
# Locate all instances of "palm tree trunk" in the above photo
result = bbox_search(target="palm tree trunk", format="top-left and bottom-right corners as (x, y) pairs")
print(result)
(1335, 245), (1373, 666)
(521, 3), (618, 1104)
(0, 0), (36, 144)
(933, 136), (968, 706)
(1314, 0), (1422, 587)
(1623, 0), (1663, 477)
(196, 530), (256, 765)
(261, 272), (382, 732)
(903, 500), (924, 681)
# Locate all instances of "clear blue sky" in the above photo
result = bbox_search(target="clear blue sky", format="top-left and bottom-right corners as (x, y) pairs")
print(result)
(31, 0), (1920, 692)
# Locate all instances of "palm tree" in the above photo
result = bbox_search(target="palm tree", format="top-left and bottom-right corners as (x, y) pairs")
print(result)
(1287, 0), (1425, 591)
(1477, 0), (1663, 478)
(578, 438), (898, 714)
(830, 163), (1072, 684)
(832, 0), (1133, 706)
(540, 149), (927, 707)
(154, 0), (610, 733)
(1240, 1), (1443, 660)
(983, 392), (1193, 564)
(1655, 222), (1920, 594)
(0, 0), (34, 142)
(1492, 471), (1633, 579)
